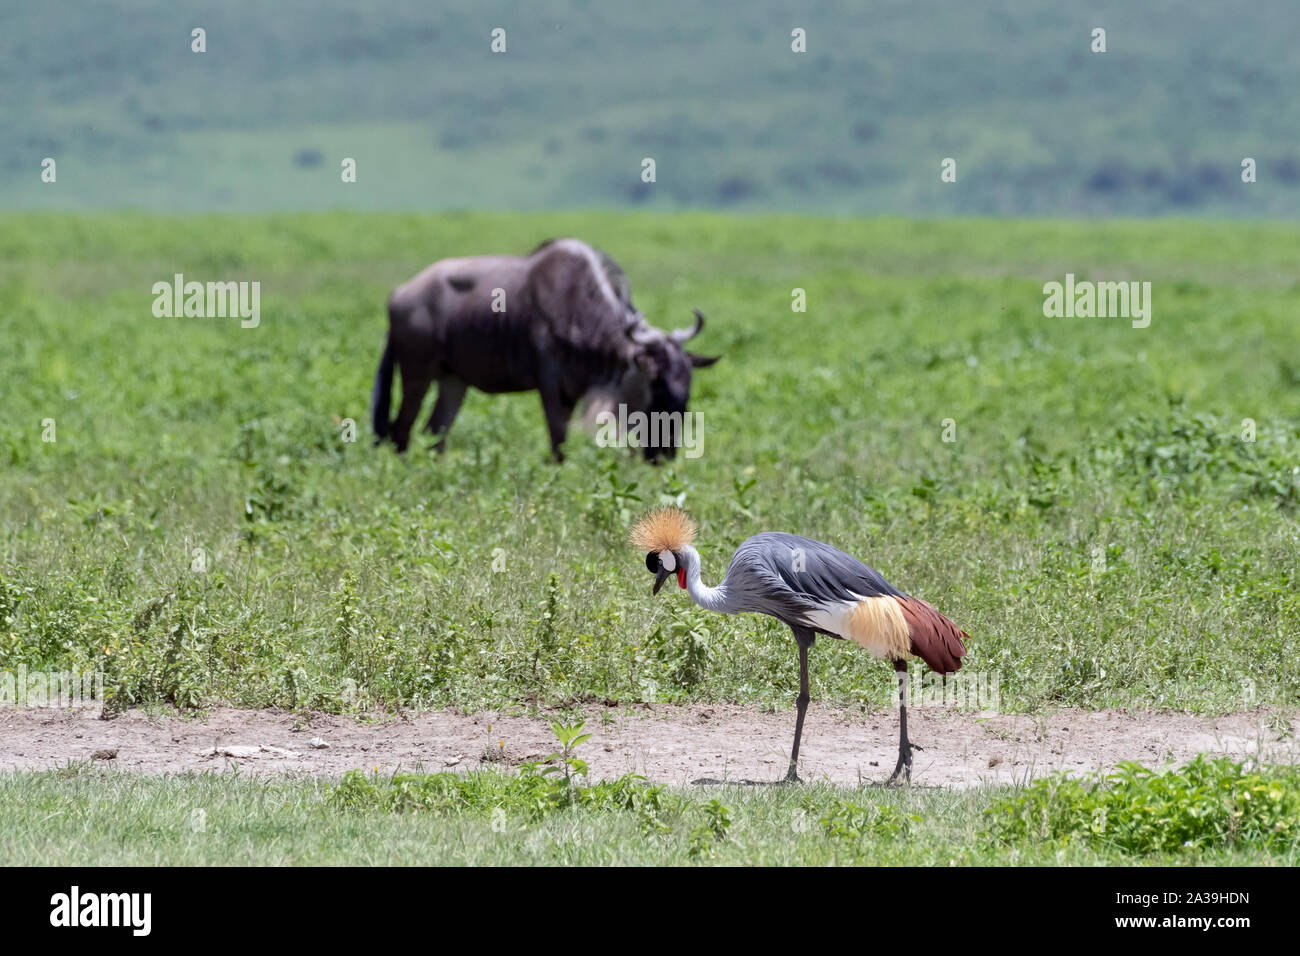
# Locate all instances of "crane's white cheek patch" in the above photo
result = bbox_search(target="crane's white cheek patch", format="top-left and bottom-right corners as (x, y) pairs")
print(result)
(833, 596), (911, 660)
(658, 550), (676, 571)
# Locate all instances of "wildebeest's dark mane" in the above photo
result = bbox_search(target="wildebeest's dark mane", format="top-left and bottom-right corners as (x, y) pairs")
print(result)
(598, 251), (636, 311)
(531, 237), (637, 312)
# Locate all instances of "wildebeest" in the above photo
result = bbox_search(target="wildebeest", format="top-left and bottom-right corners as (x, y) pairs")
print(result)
(371, 238), (719, 461)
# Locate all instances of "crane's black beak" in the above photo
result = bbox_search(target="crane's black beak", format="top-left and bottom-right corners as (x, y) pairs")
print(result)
(652, 566), (672, 595)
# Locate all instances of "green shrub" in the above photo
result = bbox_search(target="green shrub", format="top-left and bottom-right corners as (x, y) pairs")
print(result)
(987, 756), (1300, 854)
(819, 798), (915, 841)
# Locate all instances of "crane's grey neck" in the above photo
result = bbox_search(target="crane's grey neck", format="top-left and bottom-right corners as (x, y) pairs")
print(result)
(680, 545), (731, 613)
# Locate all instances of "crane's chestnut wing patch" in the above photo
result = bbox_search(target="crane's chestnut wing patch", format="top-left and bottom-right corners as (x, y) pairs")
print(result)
(896, 598), (969, 674)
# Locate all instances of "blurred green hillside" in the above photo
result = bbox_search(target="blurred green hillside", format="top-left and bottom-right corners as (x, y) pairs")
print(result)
(4, 0), (1299, 215)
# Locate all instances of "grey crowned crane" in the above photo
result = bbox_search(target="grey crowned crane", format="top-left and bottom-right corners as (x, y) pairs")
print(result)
(632, 507), (969, 784)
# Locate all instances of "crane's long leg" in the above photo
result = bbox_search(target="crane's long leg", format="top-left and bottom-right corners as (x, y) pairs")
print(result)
(885, 658), (920, 784)
(783, 629), (815, 783)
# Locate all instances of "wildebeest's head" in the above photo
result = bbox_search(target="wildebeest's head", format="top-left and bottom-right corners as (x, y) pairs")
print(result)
(624, 310), (721, 461)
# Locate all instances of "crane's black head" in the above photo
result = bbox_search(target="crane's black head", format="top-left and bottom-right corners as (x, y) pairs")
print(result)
(645, 549), (685, 595)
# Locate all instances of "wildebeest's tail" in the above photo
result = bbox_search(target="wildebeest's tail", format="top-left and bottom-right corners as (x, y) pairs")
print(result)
(370, 335), (394, 443)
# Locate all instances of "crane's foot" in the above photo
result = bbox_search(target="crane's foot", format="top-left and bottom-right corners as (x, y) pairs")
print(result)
(884, 742), (923, 786)
(781, 764), (802, 784)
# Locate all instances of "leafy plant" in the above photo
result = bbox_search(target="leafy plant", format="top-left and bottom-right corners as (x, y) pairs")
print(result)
(659, 607), (713, 690)
(687, 799), (731, 857)
(986, 756), (1300, 854)
(530, 573), (563, 685)
(731, 472), (757, 518)
(534, 718), (593, 798)
(818, 798), (915, 841)
(589, 459), (641, 530)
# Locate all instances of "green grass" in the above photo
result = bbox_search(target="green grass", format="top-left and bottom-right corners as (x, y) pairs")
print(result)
(2, 211), (1299, 718)
(4, 756), (1297, 865)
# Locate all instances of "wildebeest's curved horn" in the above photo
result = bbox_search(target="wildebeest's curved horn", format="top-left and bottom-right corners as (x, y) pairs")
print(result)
(626, 319), (662, 345)
(671, 309), (705, 344)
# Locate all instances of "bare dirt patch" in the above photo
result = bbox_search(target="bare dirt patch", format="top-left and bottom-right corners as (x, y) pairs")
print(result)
(1, 704), (1295, 788)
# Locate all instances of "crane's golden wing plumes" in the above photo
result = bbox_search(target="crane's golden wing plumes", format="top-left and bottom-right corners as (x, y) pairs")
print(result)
(629, 506), (697, 553)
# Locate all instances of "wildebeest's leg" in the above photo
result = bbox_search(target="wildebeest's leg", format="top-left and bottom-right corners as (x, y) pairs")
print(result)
(370, 337), (395, 444)
(390, 366), (433, 453)
(423, 377), (468, 452)
(538, 381), (575, 463)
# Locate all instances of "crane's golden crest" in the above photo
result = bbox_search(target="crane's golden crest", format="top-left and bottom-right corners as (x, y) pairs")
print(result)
(629, 506), (697, 553)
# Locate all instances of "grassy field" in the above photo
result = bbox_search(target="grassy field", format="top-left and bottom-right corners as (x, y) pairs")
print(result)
(2, 211), (1300, 720)
(3, 751), (1298, 865)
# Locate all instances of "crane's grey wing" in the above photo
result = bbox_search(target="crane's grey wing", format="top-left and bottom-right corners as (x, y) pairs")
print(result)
(741, 532), (905, 603)
(717, 532), (903, 629)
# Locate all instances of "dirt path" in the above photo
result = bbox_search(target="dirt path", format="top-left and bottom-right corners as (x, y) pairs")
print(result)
(1, 704), (1296, 788)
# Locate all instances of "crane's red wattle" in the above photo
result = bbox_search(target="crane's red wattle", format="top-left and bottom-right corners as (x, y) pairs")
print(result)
(677, 567), (687, 589)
